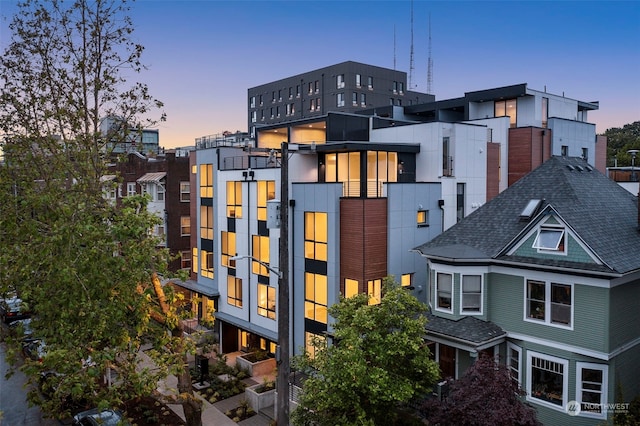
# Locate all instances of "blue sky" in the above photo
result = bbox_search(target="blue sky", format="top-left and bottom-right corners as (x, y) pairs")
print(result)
(1, 0), (639, 148)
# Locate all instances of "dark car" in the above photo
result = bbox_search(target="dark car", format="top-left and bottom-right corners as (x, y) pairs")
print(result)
(72, 408), (130, 426)
(1, 296), (30, 324)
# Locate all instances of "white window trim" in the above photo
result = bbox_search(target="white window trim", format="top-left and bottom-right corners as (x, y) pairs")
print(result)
(532, 225), (567, 255)
(526, 350), (569, 412)
(576, 362), (608, 419)
(434, 271), (453, 314)
(460, 274), (483, 315)
(523, 279), (574, 330)
(506, 342), (522, 385)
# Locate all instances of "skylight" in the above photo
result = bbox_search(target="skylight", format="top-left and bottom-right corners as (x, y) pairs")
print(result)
(520, 199), (542, 220)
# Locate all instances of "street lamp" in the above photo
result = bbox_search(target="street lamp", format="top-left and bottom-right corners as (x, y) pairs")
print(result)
(229, 255), (282, 279)
(628, 149), (639, 182)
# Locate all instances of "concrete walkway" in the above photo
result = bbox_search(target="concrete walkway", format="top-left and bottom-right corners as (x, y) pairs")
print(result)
(139, 350), (274, 426)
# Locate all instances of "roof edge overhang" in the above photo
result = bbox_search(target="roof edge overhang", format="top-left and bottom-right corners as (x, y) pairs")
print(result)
(425, 331), (506, 353)
(305, 141), (420, 153)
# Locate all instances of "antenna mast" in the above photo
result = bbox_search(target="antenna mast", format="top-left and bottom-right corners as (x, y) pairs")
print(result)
(393, 24), (396, 70)
(427, 12), (433, 94)
(409, 0), (415, 89)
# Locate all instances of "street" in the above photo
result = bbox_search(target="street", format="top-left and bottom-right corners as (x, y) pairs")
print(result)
(0, 342), (61, 426)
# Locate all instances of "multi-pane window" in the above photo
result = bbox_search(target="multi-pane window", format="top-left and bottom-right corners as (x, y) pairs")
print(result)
(325, 152), (361, 197)
(314, 80), (319, 93)
(308, 82), (313, 95)
(180, 216), (190, 236)
(337, 93), (345, 107)
(304, 212), (328, 261)
(200, 206), (213, 240)
(157, 184), (165, 201)
(199, 164), (213, 198)
(250, 96), (256, 108)
(221, 231), (236, 268)
(252, 235), (270, 276)
(305, 331), (326, 360)
(366, 150), (398, 197)
(436, 272), (452, 311)
(528, 352), (567, 407)
(398, 82), (404, 94)
(257, 180), (276, 221)
(495, 99), (517, 128)
(507, 343), (521, 384)
(180, 250), (191, 270)
(251, 111), (257, 123)
(344, 279), (359, 298)
(355, 73), (361, 87)
(337, 74), (345, 89)
(180, 181), (190, 202)
(305, 272), (328, 324)
(227, 276), (242, 307)
(200, 250), (213, 278)
(526, 280), (572, 327)
(257, 283), (276, 319)
(367, 279), (382, 305)
(393, 81), (398, 93)
(127, 182), (136, 196)
(461, 275), (482, 313)
(226, 181), (242, 218)
(576, 363), (607, 418)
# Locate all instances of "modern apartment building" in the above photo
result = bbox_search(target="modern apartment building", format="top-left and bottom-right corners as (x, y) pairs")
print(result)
(247, 61), (434, 138)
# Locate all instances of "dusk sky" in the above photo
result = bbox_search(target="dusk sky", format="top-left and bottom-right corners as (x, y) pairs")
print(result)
(1, 1), (639, 148)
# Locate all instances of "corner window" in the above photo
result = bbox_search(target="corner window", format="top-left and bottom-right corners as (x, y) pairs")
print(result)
(527, 351), (568, 410)
(435, 272), (453, 312)
(337, 74), (345, 89)
(525, 280), (572, 328)
(576, 363), (608, 418)
(461, 275), (482, 314)
(199, 164), (213, 198)
(532, 226), (565, 253)
(226, 181), (242, 218)
(417, 210), (428, 227)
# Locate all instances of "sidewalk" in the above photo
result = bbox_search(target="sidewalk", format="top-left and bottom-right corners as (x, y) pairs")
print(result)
(141, 350), (273, 426)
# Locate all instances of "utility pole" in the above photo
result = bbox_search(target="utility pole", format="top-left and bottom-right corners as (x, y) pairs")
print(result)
(277, 141), (290, 425)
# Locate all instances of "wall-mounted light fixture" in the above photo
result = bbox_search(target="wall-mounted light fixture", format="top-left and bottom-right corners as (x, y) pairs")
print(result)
(398, 161), (404, 175)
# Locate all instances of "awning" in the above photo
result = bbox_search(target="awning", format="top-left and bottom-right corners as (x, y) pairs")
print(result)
(100, 174), (117, 182)
(137, 172), (166, 183)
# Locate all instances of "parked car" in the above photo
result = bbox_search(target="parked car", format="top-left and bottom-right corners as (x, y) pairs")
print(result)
(72, 408), (130, 426)
(21, 338), (46, 362)
(1, 296), (30, 324)
(8, 318), (34, 339)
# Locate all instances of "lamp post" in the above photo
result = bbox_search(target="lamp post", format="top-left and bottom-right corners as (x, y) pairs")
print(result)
(628, 149), (639, 182)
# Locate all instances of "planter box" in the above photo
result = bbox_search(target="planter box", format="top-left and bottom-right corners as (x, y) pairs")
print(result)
(245, 383), (276, 412)
(236, 353), (276, 377)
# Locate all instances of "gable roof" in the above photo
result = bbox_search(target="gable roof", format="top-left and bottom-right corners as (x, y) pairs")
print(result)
(414, 156), (640, 275)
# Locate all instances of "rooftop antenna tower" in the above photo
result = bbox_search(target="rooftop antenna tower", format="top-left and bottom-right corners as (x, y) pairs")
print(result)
(409, 0), (415, 89)
(427, 12), (433, 94)
(393, 24), (397, 70)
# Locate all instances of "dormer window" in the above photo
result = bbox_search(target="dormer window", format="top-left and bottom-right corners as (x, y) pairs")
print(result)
(532, 227), (565, 253)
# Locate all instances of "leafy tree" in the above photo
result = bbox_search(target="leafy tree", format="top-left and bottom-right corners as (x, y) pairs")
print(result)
(291, 277), (440, 426)
(0, 0), (201, 424)
(604, 121), (640, 167)
(420, 354), (540, 426)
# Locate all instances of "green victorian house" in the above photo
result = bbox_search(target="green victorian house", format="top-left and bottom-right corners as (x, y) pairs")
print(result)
(414, 156), (640, 425)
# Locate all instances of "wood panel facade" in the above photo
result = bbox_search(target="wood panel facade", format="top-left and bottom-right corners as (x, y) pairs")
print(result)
(507, 127), (551, 186)
(486, 142), (501, 202)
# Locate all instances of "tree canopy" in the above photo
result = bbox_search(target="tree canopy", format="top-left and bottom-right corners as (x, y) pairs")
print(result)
(291, 277), (440, 426)
(0, 0), (202, 422)
(604, 121), (640, 167)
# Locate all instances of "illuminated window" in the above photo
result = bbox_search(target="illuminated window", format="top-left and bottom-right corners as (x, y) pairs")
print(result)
(180, 250), (191, 270)
(304, 212), (328, 261)
(192, 248), (198, 273)
(344, 279), (359, 298)
(201, 250), (213, 278)
(257, 180), (276, 221)
(252, 235), (270, 276)
(495, 99), (517, 128)
(401, 273), (412, 287)
(180, 216), (190, 236)
(305, 272), (328, 324)
(259, 338), (277, 355)
(227, 276), (242, 307)
(221, 231), (236, 268)
(367, 150), (398, 197)
(367, 279), (382, 305)
(258, 283), (276, 319)
(200, 206), (213, 240)
(417, 210), (428, 227)
(226, 181), (242, 218)
(180, 181), (190, 202)
(199, 164), (213, 198)
(305, 331), (326, 359)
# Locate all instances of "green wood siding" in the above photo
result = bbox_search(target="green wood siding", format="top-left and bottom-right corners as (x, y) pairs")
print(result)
(487, 273), (609, 352)
(609, 281), (640, 349)
(515, 232), (595, 264)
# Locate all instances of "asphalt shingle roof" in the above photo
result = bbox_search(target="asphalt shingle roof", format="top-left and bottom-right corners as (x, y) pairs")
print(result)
(425, 311), (506, 345)
(414, 156), (640, 275)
